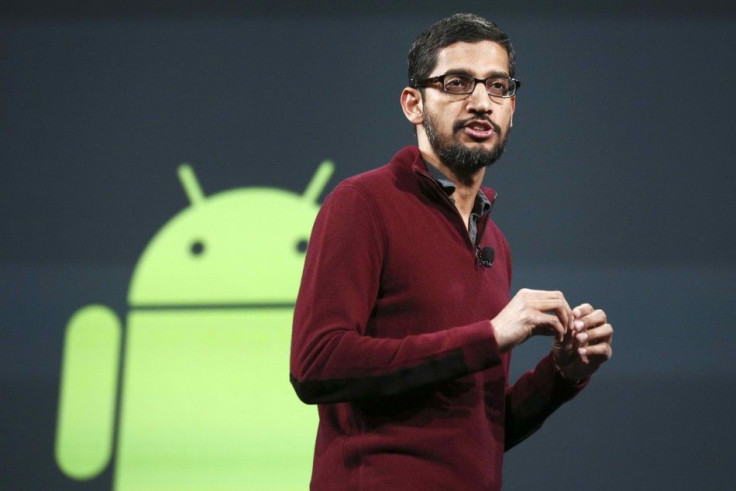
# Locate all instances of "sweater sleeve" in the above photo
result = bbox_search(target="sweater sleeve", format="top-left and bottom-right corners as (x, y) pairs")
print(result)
(503, 354), (589, 449)
(290, 182), (502, 404)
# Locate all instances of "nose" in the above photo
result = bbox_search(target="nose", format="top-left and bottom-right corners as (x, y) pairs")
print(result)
(465, 81), (495, 113)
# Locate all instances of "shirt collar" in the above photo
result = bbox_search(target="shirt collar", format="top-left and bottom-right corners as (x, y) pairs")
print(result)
(424, 161), (492, 216)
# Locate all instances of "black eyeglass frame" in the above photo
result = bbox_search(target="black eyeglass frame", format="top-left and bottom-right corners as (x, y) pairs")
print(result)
(412, 73), (521, 98)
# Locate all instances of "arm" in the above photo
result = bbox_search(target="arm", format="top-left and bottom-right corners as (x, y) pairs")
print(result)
(503, 303), (614, 449)
(56, 305), (121, 479)
(504, 354), (587, 449)
(290, 183), (502, 404)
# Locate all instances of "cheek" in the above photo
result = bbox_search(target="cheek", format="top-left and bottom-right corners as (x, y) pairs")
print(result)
(508, 102), (516, 127)
(501, 110), (514, 130)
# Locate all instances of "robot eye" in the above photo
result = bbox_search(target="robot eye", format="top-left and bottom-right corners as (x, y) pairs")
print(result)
(191, 240), (205, 256)
(296, 238), (308, 254)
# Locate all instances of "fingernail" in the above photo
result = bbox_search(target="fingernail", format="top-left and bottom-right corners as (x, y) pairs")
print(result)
(574, 320), (584, 330)
(578, 347), (587, 355)
(577, 333), (588, 342)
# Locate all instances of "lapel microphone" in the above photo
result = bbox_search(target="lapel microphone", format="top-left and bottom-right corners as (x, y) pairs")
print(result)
(476, 246), (494, 268)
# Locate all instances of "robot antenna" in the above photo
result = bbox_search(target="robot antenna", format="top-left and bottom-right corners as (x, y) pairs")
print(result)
(303, 160), (335, 203)
(177, 164), (206, 206)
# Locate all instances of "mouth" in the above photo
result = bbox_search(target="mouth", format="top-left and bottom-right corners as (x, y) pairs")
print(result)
(457, 118), (498, 141)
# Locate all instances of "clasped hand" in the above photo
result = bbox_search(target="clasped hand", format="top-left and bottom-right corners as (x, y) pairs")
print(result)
(491, 289), (613, 380)
(552, 303), (613, 381)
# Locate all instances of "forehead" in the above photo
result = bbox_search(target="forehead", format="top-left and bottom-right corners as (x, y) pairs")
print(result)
(432, 40), (510, 76)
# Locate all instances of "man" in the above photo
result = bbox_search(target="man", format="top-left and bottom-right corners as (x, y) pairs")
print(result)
(290, 13), (613, 490)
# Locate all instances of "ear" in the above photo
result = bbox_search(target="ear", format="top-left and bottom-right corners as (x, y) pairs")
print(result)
(400, 87), (424, 125)
(510, 96), (516, 127)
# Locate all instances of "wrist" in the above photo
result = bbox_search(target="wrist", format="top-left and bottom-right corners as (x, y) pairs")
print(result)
(552, 357), (585, 385)
(490, 319), (513, 353)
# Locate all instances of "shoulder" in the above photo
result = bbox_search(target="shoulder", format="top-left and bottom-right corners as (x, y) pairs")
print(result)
(325, 146), (423, 208)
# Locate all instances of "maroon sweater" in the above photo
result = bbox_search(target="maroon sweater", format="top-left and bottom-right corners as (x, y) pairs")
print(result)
(291, 146), (585, 490)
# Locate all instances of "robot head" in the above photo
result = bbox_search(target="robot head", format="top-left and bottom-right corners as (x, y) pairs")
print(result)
(128, 162), (333, 306)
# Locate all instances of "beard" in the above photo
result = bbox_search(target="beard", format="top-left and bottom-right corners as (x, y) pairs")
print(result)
(423, 111), (509, 178)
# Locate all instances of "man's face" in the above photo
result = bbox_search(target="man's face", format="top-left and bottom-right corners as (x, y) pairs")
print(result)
(418, 40), (516, 176)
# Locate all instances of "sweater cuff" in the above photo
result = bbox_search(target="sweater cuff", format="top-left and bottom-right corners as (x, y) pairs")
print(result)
(533, 354), (589, 403)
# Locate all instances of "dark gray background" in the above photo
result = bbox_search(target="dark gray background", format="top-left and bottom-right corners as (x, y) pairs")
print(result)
(2, 2), (735, 489)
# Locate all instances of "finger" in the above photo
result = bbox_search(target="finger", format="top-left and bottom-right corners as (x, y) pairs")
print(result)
(583, 323), (613, 343)
(530, 291), (570, 308)
(558, 321), (577, 348)
(578, 340), (613, 360)
(577, 309), (608, 330)
(519, 289), (572, 335)
(532, 292), (572, 329)
(535, 312), (567, 341)
(574, 330), (590, 347)
(573, 303), (594, 319)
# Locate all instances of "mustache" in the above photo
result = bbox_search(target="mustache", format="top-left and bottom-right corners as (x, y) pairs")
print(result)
(453, 116), (501, 135)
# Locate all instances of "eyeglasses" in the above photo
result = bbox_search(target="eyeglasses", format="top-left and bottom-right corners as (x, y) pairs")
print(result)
(413, 73), (520, 98)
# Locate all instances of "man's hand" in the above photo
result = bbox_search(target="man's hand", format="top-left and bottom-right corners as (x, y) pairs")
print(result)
(552, 303), (613, 382)
(491, 289), (573, 352)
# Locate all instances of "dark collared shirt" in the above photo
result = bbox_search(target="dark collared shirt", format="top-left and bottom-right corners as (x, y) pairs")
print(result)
(425, 162), (492, 245)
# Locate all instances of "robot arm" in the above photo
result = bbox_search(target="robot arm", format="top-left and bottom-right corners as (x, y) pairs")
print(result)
(55, 304), (121, 480)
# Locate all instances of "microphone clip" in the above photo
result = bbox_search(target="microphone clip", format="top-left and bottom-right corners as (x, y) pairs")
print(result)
(476, 246), (494, 268)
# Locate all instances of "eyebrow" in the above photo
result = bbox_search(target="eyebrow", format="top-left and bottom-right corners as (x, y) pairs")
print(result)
(441, 68), (510, 78)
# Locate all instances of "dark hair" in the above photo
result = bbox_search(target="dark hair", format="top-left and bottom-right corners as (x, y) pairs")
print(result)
(407, 13), (516, 86)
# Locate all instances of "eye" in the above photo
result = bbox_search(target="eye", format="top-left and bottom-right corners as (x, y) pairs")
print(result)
(444, 75), (472, 93)
(190, 240), (205, 256)
(487, 78), (510, 95)
(295, 238), (308, 254)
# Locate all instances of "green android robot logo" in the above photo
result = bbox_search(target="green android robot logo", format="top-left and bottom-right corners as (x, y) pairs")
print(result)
(55, 161), (334, 490)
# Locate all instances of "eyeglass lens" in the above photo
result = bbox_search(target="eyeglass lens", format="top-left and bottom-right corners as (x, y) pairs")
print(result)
(444, 74), (515, 97)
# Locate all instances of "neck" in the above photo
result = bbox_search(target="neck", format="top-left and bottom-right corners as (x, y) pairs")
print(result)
(419, 147), (486, 223)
